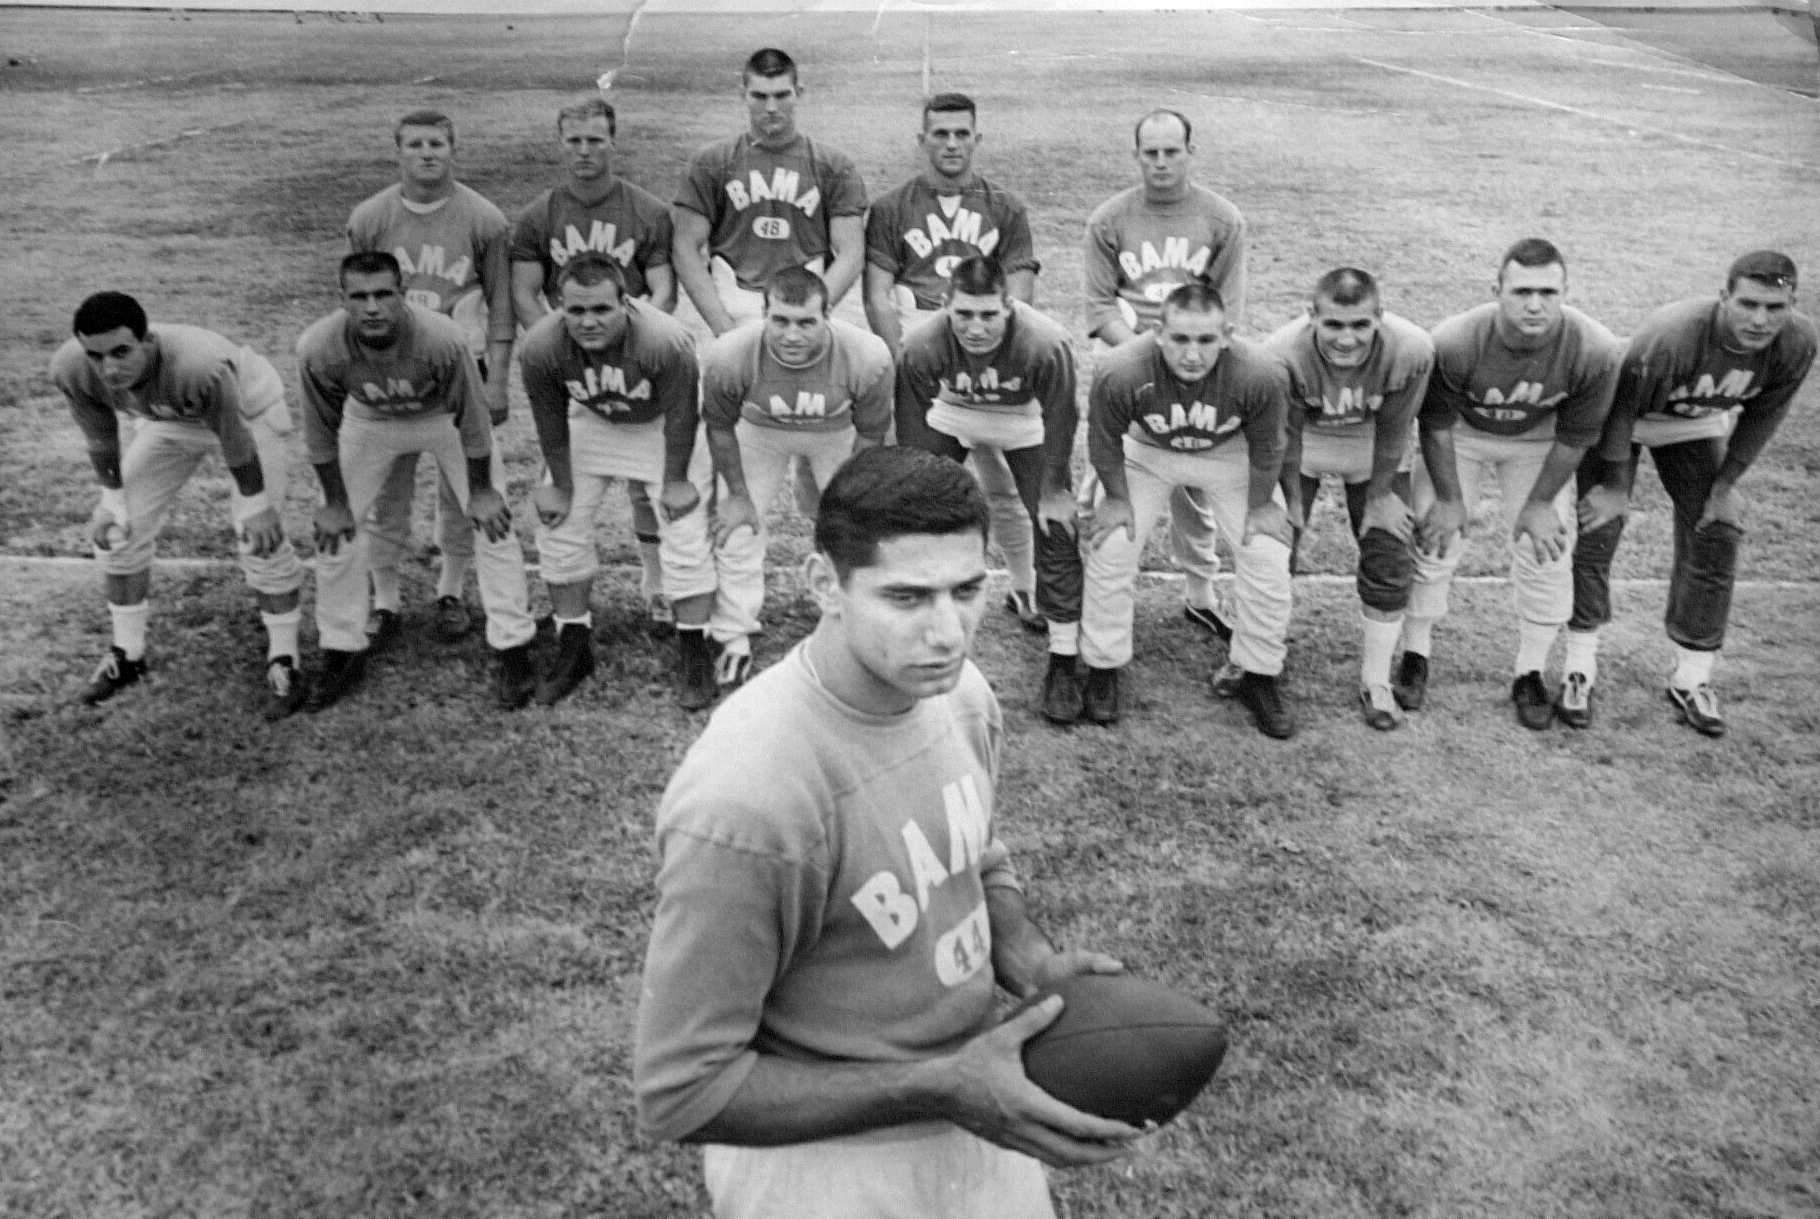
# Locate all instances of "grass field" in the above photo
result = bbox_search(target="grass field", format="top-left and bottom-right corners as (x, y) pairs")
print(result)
(3, 7), (1819, 1218)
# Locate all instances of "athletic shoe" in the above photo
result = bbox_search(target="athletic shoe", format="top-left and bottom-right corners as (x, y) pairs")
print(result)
(1555, 672), (1595, 729)
(494, 643), (536, 711)
(1667, 683), (1725, 738)
(1236, 670), (1296, 739)
(1040, 653), (1084, 725)
(1392, 652), (1429, 712)
(305, 648), (366, 713)
(435, 595), (472, 643)
(645, 590), (676, 637)
(1183, 601), (1234, 643)
(1004, 589), (1046, 634)
(534, 624), (595, 706)
(715, 645), (753, 692)
(262, 656), (309, 721)
(79, 645), (145, 705)
(676, 630), (716, 711)
(366, 608), (402, 656)
(1511, 671), (1554, 731)
(1358, 683), (1404, 732)
(1209, 660), (1245, 699)
(1082, 666), (1120, 725)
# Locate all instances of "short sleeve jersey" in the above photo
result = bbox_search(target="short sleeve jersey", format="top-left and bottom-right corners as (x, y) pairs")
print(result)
(295, 305), (490, 464)
(1088, 332), (1288, 472)
(700, 318), (894, 437)
(896, 302), (1075, 419)
(1601, 296), (1818, 456)
(1083, 184), (1247, 336)
(509, 177), (674, 304)
(865, 175), (1039, 311)
(346, 183), (513, 353)
(633, 646), (1017, 1143)
(516, 301), (698, 428)
(52, 323), (259, 468)
(675, 133), (869, 291)
(1421, 303), (1621, 447)
(1262, 310), (1434, 437)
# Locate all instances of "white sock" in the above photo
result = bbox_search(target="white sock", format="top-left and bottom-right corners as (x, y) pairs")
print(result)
(262, 609), (301, 663)
(1360, 614), (1401, 688)
(436, 557), (470, 601)
(1514, 620), (1560, 677)
(1048, 620), (1080, 657)
(370, 566), (402, 613)
(1184, 574), (1215, 608)
(1564, 629), (1600, 683)
(1400, 615), (1436, 657)
(637, 537), (663, 594)
(110, 601), (149, 661)
(1672, 645), (1716, 690)
(555, 613), (593, 631)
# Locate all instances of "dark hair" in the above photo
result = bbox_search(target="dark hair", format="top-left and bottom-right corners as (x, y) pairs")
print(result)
(922, 91), (976, 126)
(340, 250), (403, 288)
(557, 96), (616, 138)
(1161, 281), (1226, 318)
(1312, 267), (1380, 311)
(1726, 249), (1797, 293)
(73, 291), (149, 340)
(815, 447), (989, 580)
(947, 255), (1007, 301)
(1498, 237), (1565, 282)
(557, 252), (628, 296)
(1133, 108), (1192, 148)
(743, 47), (797, 86)
(394, 109), (454, 145)
(765, 265), (829, 314)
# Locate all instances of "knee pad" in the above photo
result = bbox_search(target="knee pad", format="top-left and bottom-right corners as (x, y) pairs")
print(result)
(1357, 528), (1413, 614)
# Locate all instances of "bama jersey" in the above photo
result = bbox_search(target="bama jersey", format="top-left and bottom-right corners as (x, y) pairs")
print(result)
(1262, 310), (1434, 438)
(510, 177), (673, 305)
(1084, 184), (1247, 336)
(52, 324), (263, 468)
(346, 183), (513, 355)
(1421, 303), (1621, 446)
(517, 302), (698, 430)
(700, 318), (894, 437)
(1600, 295), (1818, 457)
(676, 134), (868, 291)
(1089, 332), (1288, 471)
(634, 646), (1016, 1142)
(865, 175), (1039, 311)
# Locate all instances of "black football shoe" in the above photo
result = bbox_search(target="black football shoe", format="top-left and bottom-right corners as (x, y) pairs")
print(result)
(1511, 671), (1554, 731)
(79, 646), (145, 705)
(367, 608), (403, 656)
(1392, 652), (1429, 712)
(262, 656), (310, 722)
(1358, 683), (1404, 732)
(714, 645), (754, 692)
(1209, 660), (1245, 700)
(1082, 666), (1121, 725)
(1555, 671), (1595, 729)
(535, 624), (595, 706)
(1183, 601), (1235, 643)
(1040, 653), (1084, 725)
(494, 643), (536, 711)
(1236, 670), (1296, 740)
(435, 595), (473, 644)
(305, 648), (366, 713)
(1667, 683), (1725, 738)
(676, 629), (717, 711)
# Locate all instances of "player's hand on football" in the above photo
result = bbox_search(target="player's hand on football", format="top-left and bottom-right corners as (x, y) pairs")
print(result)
(532, 482), (571, 529)
(1698, 484), (1744, 532)
(1019, 948), (1125, 996)
(313, 502), (357, 555)
(659, 477), (702, 523)
(938, 995), (1144, 1169)
(88, 504), (129, 551)
(1036, 486), (1078, 542)
(239, 506), (285, 558)
(1417, 497), (1466, 559)
(466, 486), (513, 543)
(1086, 496), (1135, 550)
(1513, 500), (1568, 563)
(1360, 491), (1414, 543)
(1576, 483), (1630, 533)
(1243, 501), (1294, 548)
(713, 492), (759, 546)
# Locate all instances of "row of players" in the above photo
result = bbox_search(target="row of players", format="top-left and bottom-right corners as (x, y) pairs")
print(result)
(54, 48), (1815, 738)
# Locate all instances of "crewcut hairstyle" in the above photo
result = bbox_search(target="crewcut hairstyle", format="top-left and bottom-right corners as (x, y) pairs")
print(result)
(1133, 108), (1193, 148)
(1312, 267), (1381, 311)
(1498, 237), (1566, 282)
(947, 254), (1008, 301)
(557, 251), (628, 297)
(394, 109), (455, 145)
(339, 250), (404, 288)
(557, 96), (617, 138)
(814, 447), (990, 581)
(1161, 281), (1226, 318)
(923, 91), (977, 126)
(73, 291), (149, 340)
(764, 265), (830, 314)
(1726, 249), (1798, 293)
(743, 47), (798, 85)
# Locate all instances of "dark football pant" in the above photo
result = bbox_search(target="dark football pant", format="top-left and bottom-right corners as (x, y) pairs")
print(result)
(911, 431), (1083, 626)
(1292, 473), (1415, 615)
(1570, 439), (1738, 652)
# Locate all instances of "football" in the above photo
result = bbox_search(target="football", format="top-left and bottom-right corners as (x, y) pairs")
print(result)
(1020, 974), (1228, 1128)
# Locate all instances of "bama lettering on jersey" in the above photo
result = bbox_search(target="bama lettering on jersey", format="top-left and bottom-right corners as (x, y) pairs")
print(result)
(1624, 298), (1817, 424)
(512, 179), (672, 303)
(679, 134), (867, 289)
(866, 177), (1036, 310)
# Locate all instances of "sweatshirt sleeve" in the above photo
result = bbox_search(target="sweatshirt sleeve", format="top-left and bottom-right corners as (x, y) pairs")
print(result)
(1552, 334), (1621, 449)
(1204, 215), (1248, 327)
(850, 339), (895, 442)
(297, 349), (348, 466)
(1082, 212), (1126, 339)
(1087, 362), (1138, 482)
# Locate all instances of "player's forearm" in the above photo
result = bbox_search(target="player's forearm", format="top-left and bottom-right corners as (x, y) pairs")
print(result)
(313, 460), (350, 510)
(706, 425), (750, 498)
(1523, 442), (1586, 508)
(823, 245), (864, 306)
(1364, 432), (1406, 501)
(225, 459), (266, 499)
(1038, 396), (1078, 486)
(1091, 317), (1138, 347)
(86, 445), (123, 490)
(1006, 270), (1036, 306)
(672, 218), (733, 334)
(1717, 394), (1797, 485)
(647, 265), (679, 314)
(986, 886), (1059, 999)
(1246, 460), (1281, 512)
(510, 284), (548, 330)
(864, 275), (903, 353)
(1418, 425), (1463, 503)
(542, 444), (574, 494)
(1086, 408), (1131, 498)
(663, 406), (701, 484)
(487, 339), (515, 383)
(466, 455), (495, 496)
(683, 1053), (946, 1147)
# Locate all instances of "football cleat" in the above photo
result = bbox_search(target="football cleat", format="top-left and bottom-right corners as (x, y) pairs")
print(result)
(714, 644), (753, 691)
(494, 642), (536, 710)
(1358, 683), (1404, 732)
(1209, 660), (1245, 699)
(1182, 601), (1235, 643)
(534, 624), (595, 706)
(435, 595), (473, 643)
(79, 645), (145, 705)
(366, 608), (402, 656)
(262, 656), (310, 721)
(1040, 652), (1084, 725)
(1082, 666), (1121, 725)
(305, 648), (366, 713)
(1236, 670), (1296, 739)
(676, 630), (717, 711)
(645, 590), (677, 637)
(1555, 672), (1595, 730)
(1392, 652), (1429, 712)
(1004, 589), (1046, 634)
(1511, 671), (1554, 731)
(1667, 683), (1725, 738)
